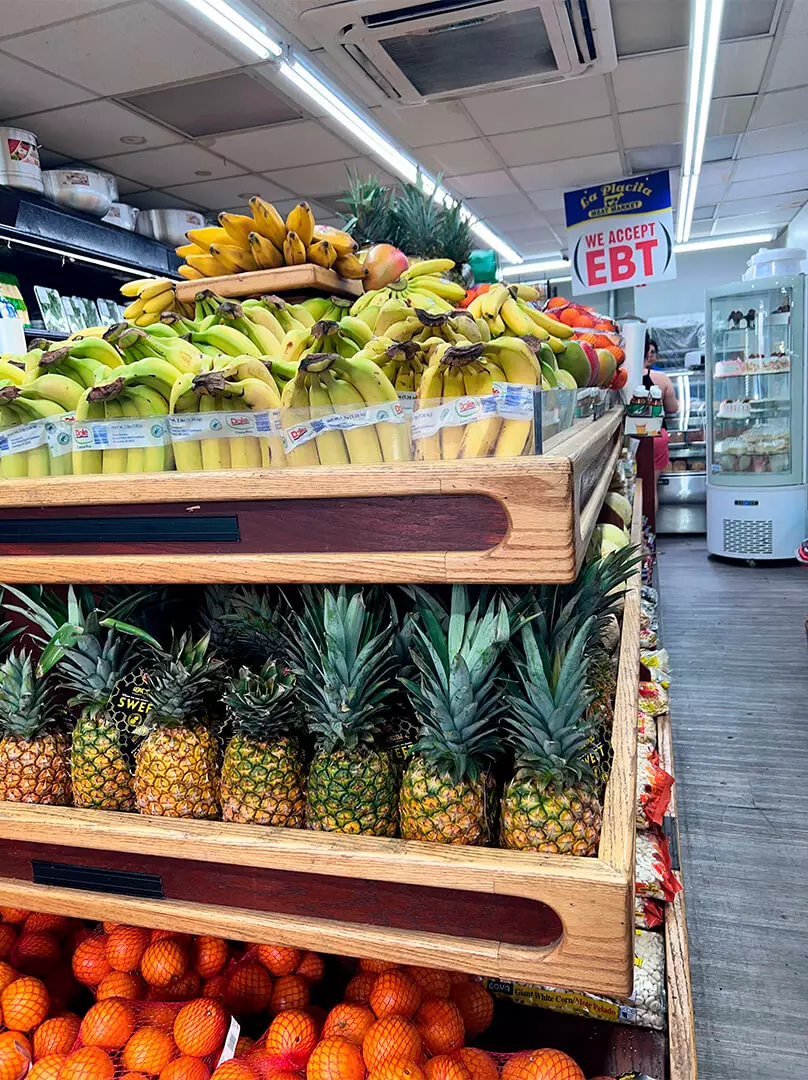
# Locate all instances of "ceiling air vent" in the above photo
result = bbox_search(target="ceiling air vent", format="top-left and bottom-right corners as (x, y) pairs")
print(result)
(299, 0), (616, 105)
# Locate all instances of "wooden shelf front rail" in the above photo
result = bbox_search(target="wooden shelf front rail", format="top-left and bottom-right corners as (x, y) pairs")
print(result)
(0, 409), (623, 585)
(174, 264), (364, 303)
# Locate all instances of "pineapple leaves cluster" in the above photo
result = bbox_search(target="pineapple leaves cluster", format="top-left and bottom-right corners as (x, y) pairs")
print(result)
(0, 650), (58, 739)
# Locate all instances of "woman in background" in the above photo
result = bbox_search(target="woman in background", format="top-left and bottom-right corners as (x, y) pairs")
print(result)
(643, 336), (679, 509)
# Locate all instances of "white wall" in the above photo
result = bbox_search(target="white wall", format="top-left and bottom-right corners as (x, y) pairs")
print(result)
(786, 203), (808, 251)
(631, 244), (762, 320)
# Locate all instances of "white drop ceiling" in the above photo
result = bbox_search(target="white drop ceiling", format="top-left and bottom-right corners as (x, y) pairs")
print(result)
(0, 0), (806, 256)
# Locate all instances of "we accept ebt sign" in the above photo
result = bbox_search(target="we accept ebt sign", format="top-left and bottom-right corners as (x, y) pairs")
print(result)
(563, 171), (677, 295)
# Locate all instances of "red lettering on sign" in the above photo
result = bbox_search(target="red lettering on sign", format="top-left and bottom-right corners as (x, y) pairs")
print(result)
(585, 248), (607, 286)
(585, 232), (604, 249)
(609, 245), (635, 281)
(635, 238), (658, 275)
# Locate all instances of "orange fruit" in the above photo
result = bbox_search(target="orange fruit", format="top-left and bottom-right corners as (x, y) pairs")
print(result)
(24, 914), (73, 937)
(191, 937), (229, 979)
(558, 309), (578, 327)
(150, 971), (201, 1002)
(160, 1055), (211, 1080)
(501, 1049), (585, 1080)
(405, 968), (451, 1000)
(0, 910), (29, 925)
(546, 297), (567, 309)
(140, 1001), (179, 1032)
(370, 970), (422, 1020)
(60, 1046), (116, 1080)
(452, 1048), (499, 1080)
(363, 1017), (422, 1071)
(606, 344), (624, 364)
(234, 1036), (254, 1056)
(261, 1071), (305, 1080)
(0, 1031), (31, 1080)
(344, 972), (377, 1005)
(257, 946), (302, 977)
(449, 983), (494, 1038)
(359, 958), (398, 973)
(572, 314), (596, 328)
(174, 997), (228, 1057)
(224, 962), (272, 1016)
(415, 1000), (464, 1056)
(33, 1012), (81, 1059)
(424, 1056), (471, 1080)
(210, 1063), (260, 1080)
(72, 937), (112, 987)
(368, 1061), (426, 1080)
(306, 1036), (364, 1080)
(262, 1009), (318, 1070)
(1, 975), (49, 1031)
(295, 952), (325, 985)
(106, 927), (149, 973)
(11, 932), (61, 977)
(321, 1003), (375, 1046)
(122, 1026), (178, 1074)
(28, 1054), (67, 1080)
(150, 931), (190, 944)
(447, 973), (469, 985)
(0, 925), (16, 961)
(97, 971), (144, 1001)
(80, 997), (136, 1050)
(269, 974), (309, 1017)
(202, 974), (228, 1000)
(141, 941), (188, 989)
(0, 961), (18, 994)
(121, 1074), (150, 1080)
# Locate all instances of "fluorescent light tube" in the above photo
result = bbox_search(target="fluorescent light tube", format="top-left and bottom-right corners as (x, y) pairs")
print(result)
(502, 258), (570, 276)
(674, 232), (775, 253)
(677, 0), (726, 243)
(1, 232), (169, 276)
(179, 0), (282, 58)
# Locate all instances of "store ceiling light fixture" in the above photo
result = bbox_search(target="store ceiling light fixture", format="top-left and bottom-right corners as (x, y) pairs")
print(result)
(674, 231), (775, 253)
(1, 232), (162, 277)
(502, 257), (570, 276)
(178, 0), (282, 59)
(677, 0), (726, 244)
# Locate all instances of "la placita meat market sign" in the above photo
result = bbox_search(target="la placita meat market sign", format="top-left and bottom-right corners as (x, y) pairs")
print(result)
(563, 171), (677, 295)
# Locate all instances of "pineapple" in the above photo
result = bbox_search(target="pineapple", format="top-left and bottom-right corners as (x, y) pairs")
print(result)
(221, 660), (306, 827)
(399, 587), (510, 846)
(3, 586), (149, 812)
(501, 615), (602, 856)
(135, 632), (224, 819)
(201, 585), (287, 667)
(289, 587), (398, 836)
(0, 651), (71, 805)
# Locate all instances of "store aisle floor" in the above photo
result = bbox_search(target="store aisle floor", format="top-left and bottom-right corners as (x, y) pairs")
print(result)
(657, 536), (808, 1079)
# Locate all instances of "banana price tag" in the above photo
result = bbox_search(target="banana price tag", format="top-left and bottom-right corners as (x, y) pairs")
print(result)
(412, 395), (497, 440)
(0, 418), (47, 456)
(72, 416), (170, 452)
(44, 414), (75, 458)
(492, 382), (538, 420)
(397, 390), (417, 414)
(281, 401), (406, 453)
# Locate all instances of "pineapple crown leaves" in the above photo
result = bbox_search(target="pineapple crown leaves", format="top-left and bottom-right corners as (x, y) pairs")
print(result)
(402, 586), (510, 782)
(504, 616), (598, 788)
(223, 659), (302, 738)
(201, 585), (287, 666)
(286, 586), (397, 753)
(146, 630), (225, 728)
(0, 649), (59, 739)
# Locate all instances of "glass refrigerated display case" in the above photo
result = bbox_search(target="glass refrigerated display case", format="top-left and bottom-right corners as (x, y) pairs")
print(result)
(706, 275), (807, 559)
(658, 366), (707, 534)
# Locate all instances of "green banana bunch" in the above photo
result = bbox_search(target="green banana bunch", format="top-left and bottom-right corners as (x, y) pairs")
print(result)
(0, 385), (67, 478)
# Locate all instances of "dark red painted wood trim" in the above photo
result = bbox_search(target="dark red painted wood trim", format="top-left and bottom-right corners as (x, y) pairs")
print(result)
(0, 494), (508, 556)
(1, 840), (562, 949)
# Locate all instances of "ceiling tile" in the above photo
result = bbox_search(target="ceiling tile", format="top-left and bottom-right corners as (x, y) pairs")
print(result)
(90, 144), (243, 189)
(612, 50), (687, 112)
(512, 152), (623, 193)
(750, 88), (808, 129)
(0, 52), (92, 119)
(463, 76), (611, 136)
(267, 157), (395, 198)
(10, 99), (182, 160)
(764, 33), (808, 92)
(692, 204), (716, 221)
(688, 220), (714, 238)
(0, 0), (121, 39)
(527, 189), (566, 214)
(210, 121), (355, 173)
(489, 117), (617, 168)
(733, 148), (808, 182)
(713, 38), (772, 97)
(115, 178), (148, 197)
(699, 160), (735, 187)
(626, 144), (680, 172)
(127, 189), (205, 212)
(718, 192), (808, 218)
(741, 121), (808, 159)
(611, 0), (688, 56)
(704, 135), (738, 162)
(372, 102), (478, 148)
(465, 192), (535, 217)
(785, 5), (808, 33)
(709, 96), (756, 137)
(728, 173), (808, 201)
(10, 2), (237, 96)
(164, 175), (288, 211)
(711, 210), (793, 235)
(500, 225), (558, 249)
(446, 170), (519, 199)
(695, 182), (730, 207)
(418, 139), (501, 177)
(620, 106), (681, 150)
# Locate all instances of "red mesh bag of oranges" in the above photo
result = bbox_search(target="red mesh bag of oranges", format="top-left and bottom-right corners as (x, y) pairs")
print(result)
(52, 994), (237, 1080)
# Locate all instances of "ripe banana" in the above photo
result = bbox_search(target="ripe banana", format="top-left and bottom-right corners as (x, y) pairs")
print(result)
(413, 364), (444, 461)
(209, 244), (256, 274)
(329, 352), (410, 463)
(248, 231), (284, 270)
(500, 295), (535, 337)
(312, 225), (357, 257)
(0, 360), (25, 386)
(280, 372), (320, 467)
(72, 392), (104, 475)
(187, 226), (230, 248)
(307, 239), (337, 269)
(525, 307), (575, 339)
(405, 259), (455, 279)
(320, 369), (383, 465)
(191, 325), (261, 359)
(187, 253), (229, 278)
(334, 253), (369, 280)
(439, 365), (465, 460)
(250, 197), (287, 250)
(283, 231), (307, 267)
(178, 265), (205, 281)
(119, 277), (173, 299)
(125, 385), (171, 473)
(219, 212), (257, 247)
(304, 367), (349, 466)
(241, 300), (285, 343)
(286, 203), (315, 247)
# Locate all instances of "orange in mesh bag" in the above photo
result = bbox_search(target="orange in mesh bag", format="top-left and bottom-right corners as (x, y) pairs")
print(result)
(59, 995), (235, 1080)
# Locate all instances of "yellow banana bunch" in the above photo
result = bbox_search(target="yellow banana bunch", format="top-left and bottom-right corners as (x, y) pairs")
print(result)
(119, 277), (180, 325)
(191, 369), (285, 469)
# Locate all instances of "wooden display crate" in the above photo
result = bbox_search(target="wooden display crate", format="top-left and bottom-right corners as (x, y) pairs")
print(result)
(174, 264), (364, 303)
(0, 408), (622, 586)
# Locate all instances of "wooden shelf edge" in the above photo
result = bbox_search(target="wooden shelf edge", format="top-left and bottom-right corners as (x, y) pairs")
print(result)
(174, 264), (364, 303)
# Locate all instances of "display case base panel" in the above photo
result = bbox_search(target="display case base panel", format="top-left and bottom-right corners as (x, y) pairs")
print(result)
(707, 483), (807, 559)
